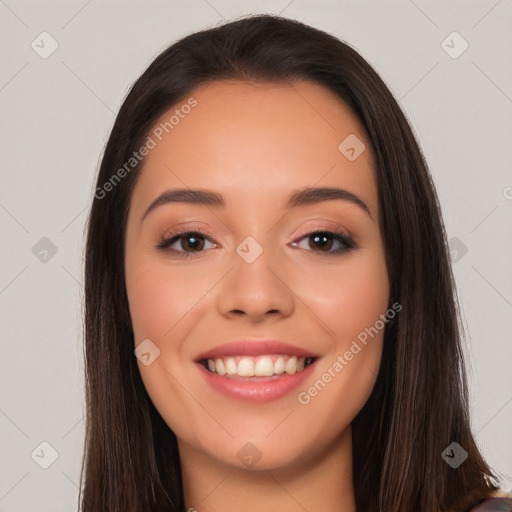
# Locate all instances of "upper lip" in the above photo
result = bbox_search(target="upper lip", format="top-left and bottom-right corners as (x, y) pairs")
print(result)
(194, 339), (319, 361)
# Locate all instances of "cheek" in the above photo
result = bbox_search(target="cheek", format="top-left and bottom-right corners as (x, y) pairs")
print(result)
(125, 255), (216, 440)
(125, 262), (168, 337)
(295, 247), (389, 413)
(125, 254), (210, 340)
(304, 250), (389, 346)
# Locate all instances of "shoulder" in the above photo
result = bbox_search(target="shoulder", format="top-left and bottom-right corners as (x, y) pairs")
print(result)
(469, 494), (512, 511)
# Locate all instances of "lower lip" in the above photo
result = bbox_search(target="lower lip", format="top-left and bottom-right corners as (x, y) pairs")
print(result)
(195, 360), (317, 403)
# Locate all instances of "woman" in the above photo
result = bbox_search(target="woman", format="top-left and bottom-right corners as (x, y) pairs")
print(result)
(79, 14), (511, 512)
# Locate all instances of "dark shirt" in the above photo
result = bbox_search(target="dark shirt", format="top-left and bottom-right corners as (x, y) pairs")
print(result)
(469, 497), (512, 511)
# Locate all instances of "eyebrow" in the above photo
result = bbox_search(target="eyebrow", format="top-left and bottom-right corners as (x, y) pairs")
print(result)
(140, 186), (373, 223)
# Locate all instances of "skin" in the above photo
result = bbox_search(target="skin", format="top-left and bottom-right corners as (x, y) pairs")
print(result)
(124, 80), (390, 512)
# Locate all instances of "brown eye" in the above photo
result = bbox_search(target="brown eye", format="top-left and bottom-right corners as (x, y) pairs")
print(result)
(308, 232), (334, 252)
(291, 230), (355, 255)
(156, 231), (216, 255)
(179, 233), (206, 252)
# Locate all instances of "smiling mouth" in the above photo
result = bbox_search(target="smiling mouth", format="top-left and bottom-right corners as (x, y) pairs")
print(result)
(199, 354), (318, 379)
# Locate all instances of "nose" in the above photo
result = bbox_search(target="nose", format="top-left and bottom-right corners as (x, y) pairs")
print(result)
(216, 249), (295, 322)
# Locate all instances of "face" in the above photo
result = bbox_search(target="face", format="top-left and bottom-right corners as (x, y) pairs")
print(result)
(124, 80), (390, 471)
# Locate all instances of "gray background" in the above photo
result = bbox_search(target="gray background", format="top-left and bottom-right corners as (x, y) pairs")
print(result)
(1, 1), (511, 510)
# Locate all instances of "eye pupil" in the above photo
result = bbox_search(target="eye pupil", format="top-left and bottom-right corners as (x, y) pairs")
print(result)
(182, 233), (205, 251)
(309, 233), (333, 252)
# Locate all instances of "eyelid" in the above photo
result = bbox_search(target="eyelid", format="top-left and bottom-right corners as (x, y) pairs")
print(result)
(291, 219), (351, 240)
(159, 220), (350, 243)
(161, 223), (220, 243)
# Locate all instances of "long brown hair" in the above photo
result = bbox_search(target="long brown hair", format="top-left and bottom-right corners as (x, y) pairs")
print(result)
(80, 14), (501, 511)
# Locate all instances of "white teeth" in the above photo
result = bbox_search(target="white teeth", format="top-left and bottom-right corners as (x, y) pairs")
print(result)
(214, 358), (226, 376)
(254, 356), (274, 376)
(238, 357), (255, 377)
(285, 356), (297, 375)
(274, 357), (285, 374)
(204, 354), (314, 377)
(225, 357), (237, 375)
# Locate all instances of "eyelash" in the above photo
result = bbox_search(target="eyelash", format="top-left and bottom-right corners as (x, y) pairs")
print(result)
(156, 227), (356, 259)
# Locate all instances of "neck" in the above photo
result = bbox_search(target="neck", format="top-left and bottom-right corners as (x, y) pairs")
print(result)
(179, 425), (356, 512)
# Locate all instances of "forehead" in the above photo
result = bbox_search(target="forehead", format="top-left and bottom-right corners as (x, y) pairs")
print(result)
(131, 79), (377, 219)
